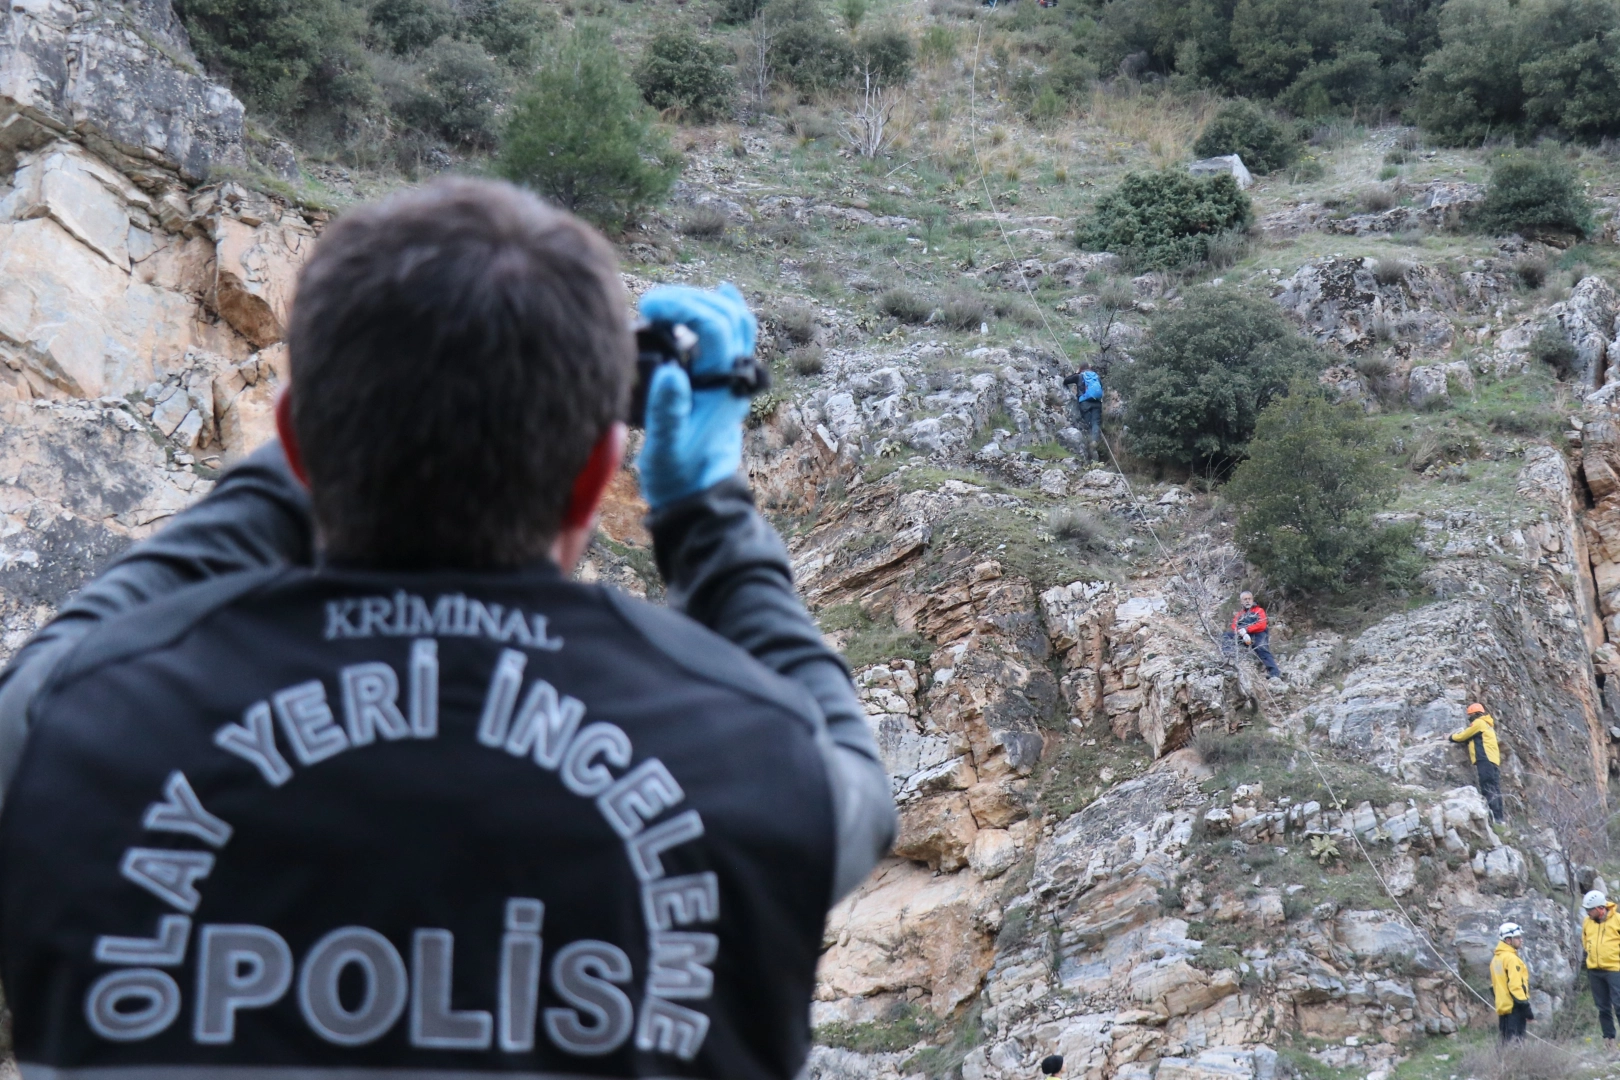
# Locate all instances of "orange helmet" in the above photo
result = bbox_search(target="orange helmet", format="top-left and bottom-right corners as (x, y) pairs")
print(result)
(1466, 703), (1486, 715)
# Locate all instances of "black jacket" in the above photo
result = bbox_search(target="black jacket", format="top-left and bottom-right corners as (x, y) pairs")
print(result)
(0, 445), (895, 1080)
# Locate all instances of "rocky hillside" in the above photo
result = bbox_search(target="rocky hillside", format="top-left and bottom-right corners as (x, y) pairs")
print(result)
(9, 3), (1620, 1080)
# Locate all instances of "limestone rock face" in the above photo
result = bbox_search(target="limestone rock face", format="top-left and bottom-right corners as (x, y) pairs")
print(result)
(0, 397), (212, 651)
(1275, 257), (1459, 356)
(1547, 276), (1620, 391)
(816, 859), (1000, 1020)
(0, 140), (315, 408)
(0, 0), (245, 181)
(0, 10), (317, 681)
(211, 205), (313, 347)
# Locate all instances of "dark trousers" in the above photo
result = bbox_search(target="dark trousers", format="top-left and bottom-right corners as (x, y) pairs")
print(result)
(1499, 1000), (1529, 1042)
(1223, 629), (1281, 678)
(1475, 758), (1505, 822)
(1077, 400), (1102, 449)
(1591, 969), (1620, 1039)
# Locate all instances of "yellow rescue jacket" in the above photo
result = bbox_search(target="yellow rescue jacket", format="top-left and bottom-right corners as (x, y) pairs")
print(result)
(1492, 940), (1530, 1015)
(1585, 905), (1620, 970)
(1450, 713), (1500, 765)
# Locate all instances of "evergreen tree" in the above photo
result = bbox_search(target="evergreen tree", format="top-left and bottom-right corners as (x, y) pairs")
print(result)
(500, 29), (680, 230)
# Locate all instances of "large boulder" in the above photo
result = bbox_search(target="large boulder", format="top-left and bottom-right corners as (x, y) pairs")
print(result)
(1187, 155), (1254, 190)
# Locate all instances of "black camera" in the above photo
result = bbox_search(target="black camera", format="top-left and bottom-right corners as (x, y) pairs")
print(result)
(628, 320), (772, 428)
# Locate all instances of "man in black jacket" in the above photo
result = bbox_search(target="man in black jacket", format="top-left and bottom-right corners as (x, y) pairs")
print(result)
(0, 179), (896, 1079)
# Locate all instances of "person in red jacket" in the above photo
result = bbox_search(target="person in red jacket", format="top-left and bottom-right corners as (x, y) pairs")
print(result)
(1224, 591), (1281, 679)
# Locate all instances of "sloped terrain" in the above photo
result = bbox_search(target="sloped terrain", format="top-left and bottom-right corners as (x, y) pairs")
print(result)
(10, 1), (1620, 1079)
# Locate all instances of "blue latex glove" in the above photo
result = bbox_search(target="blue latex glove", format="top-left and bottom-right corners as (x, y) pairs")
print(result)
(636, 283), (758, 509)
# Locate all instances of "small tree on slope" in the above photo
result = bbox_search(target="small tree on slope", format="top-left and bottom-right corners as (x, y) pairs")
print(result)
(500, 28), (679, 231)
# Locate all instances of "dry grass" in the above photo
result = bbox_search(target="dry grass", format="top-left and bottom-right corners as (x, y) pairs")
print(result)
(879, 288), (932, 324)
(788, 344), (826, 375)
(1046, 506), (1106, 547)
(1514, 253), (1549, 289)
(941, 293), (991, 330)
(1358, 185), (1398, 213)
(1081, 84), (1219, 169)
(1372, 258), (1410, 286)
(679, 204), (730, 239)
(1456, 1039), (1589, 1080)
(773, 301), (818, 347)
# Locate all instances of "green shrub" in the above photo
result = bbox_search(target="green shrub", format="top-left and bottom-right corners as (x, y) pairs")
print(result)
(1116, 288), (1322, 472)
(399, 39), (504, 149)
(720, 0), (767, 24)
(174, 0), (374, 125)
(1096, 0), (1399, 112)
(499, 29), (679, 230)
(1076, 171), (1253, 271)
(855, 28), (915, 84)
(878, 288), (931, 324)
(635, 25), (737, 122)
(1193, 100), (1299, 173)
(919, 24), (957, 63)
(771, 15), (857, 90)
(1531, 322), (1581, 379)
(1416, 0), (1620, 145)
(1225, 384), (1416, 595)
(369, 0), (455, 54)
(1476, 155), (1594, 237)
(459, 0), (553, 69)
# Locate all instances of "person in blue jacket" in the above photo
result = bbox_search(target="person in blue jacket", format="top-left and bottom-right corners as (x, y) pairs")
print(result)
(1061, 364), (1104, 462)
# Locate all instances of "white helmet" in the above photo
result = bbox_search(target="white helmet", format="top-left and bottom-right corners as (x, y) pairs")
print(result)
(1586, 890), (1610, 911)
(1499, 922), (1523, 940)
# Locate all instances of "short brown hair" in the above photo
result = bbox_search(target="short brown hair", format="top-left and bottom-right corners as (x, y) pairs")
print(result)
(286, 179), (632, 568)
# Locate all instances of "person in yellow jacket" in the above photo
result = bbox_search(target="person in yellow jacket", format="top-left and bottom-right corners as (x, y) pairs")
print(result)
(1586, 890), (1620, 1050)
(1492, 922), (1532, 1042)
(1450, 703), (1504, 821)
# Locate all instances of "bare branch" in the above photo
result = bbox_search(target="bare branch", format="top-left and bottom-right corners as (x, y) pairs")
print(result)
(839, 64), (898, 160)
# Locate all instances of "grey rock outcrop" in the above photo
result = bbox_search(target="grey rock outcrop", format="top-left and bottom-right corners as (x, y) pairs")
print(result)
(1, 0), (246, 181)
(1187, 156), (1252, 190)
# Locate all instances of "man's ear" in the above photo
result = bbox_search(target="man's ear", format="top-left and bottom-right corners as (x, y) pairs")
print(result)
(275, 390), (310, 487)
(563, 422), (628, 530)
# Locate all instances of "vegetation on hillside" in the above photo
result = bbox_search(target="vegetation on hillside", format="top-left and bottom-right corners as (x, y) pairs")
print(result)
(1114, 290), (1322, 474)
(1076, 171), (1252, 270)
(1225, 384), (1419, 594)
(498, 27), (679, 228)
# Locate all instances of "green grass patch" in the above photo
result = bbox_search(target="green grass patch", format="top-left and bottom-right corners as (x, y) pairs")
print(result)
(917, 503), (1113, 593)
(1202, 733), (1403, 813)
(1025, 440), (1074, 461)
(816, 603), (933, 668)
(590, 534), (661, 594)
(903, 1000), (985, 1080)
(1276, 1044), (1372, 1080)
(814, 1001), (942, 1053)
(1386, 1031), (1500, 1080)
(1035, 730), (1153, 820)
